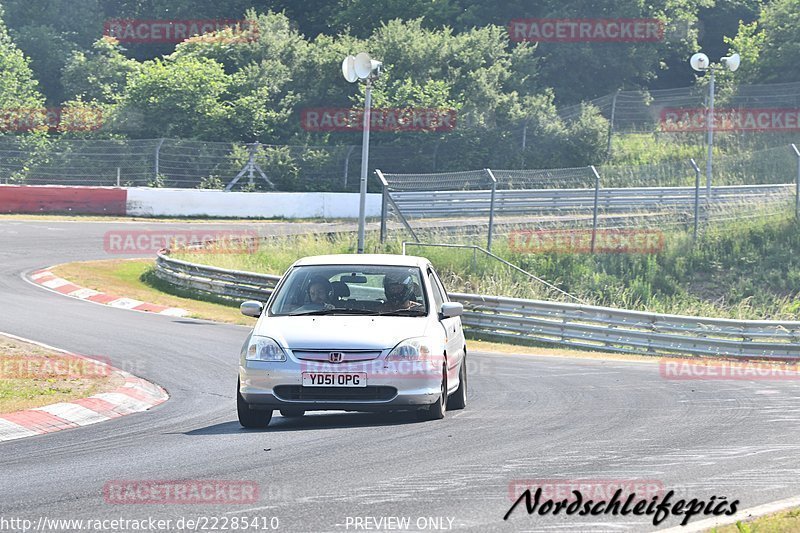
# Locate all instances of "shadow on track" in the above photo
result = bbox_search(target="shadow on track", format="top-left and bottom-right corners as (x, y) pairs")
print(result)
(184, 411), (428, 435)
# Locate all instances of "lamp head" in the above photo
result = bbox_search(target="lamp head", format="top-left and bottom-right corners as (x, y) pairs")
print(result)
(721, 53), (740, 72)
(690, 53), (709, 71)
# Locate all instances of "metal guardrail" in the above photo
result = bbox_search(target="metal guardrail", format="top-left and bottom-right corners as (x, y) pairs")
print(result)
(155, 252), (281, 302)
(389, 184), (792, 217)
(155, 251), (800, 360)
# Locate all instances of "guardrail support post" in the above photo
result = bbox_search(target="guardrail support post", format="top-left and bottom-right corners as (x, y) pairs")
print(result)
(376, 169), (388, 244)
(792, 144), (800, 220)
(590, 166), (601, 253)
(689, 158), (701, 239)
(485, 168), (497, 251)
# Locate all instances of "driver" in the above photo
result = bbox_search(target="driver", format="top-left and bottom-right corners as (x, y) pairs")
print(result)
(382, 273), (422, 311)
(293, 277), (335, 312)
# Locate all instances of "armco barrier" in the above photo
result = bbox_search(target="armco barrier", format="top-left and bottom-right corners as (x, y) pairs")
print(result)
(389, 184), (792, 217)
(154, 251), (800, 360)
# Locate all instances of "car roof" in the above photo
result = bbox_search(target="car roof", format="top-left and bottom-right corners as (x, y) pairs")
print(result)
(292, 254), (431, 268)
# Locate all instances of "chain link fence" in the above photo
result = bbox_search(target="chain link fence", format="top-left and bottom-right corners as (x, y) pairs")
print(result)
(558, 80), (800, 134)
(0, 137), (453, 192)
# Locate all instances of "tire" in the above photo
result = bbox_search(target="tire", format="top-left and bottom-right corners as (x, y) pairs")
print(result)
(280, 408), (305, 418)
(418, 365), (447, 421)
(447, 355), (467, 410)
(237, 379), (272, 428)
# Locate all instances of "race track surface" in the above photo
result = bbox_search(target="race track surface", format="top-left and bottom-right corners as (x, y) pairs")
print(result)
(1, 219), (799, 532)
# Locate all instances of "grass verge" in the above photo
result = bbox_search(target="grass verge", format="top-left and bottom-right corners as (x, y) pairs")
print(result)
(709, 507), (800, 532)
(49, 260), (251, 325)
(0, 334), (119, 413)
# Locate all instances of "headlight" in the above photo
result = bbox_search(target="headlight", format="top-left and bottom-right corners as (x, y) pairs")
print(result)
(386, 337), (442, 362)
(246, 336), (286, 362)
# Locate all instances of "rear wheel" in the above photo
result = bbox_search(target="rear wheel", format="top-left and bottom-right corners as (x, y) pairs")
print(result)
(280, 408), (305, 418)
(237, 379), (272, 428)
(447, 355), (467, 410)
(418, 365), (447, 421)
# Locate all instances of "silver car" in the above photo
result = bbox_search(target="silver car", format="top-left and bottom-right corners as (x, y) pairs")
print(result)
(237, 254), (467, 428)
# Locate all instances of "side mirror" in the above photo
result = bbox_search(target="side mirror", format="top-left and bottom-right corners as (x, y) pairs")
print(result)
(440, 302), (463, 319)
(240, 301), (264, 318)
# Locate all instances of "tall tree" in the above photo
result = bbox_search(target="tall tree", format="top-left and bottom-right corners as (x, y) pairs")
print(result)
(727, 0), (800, 83)
(0, 6), (44, 110)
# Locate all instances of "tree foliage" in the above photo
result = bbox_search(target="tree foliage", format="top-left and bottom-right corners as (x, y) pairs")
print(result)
(728, 0), (800, 83)
(0, 1), (792, 174)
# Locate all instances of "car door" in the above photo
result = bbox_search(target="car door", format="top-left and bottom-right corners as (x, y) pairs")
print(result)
(427, 267), (464, 387)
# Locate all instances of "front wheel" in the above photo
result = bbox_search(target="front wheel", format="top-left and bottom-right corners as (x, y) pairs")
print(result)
(447, 356), (467, 410)
(418, 365), (447, 421)
(237, 379), (272, 428)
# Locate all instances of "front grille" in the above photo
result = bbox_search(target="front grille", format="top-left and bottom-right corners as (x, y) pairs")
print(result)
(293, 350), (383, 362)
(274, 385), (397, 402)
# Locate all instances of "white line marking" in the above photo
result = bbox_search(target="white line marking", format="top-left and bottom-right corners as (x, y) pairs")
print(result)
(34, 402), (110, 426)
(29, 270), (53, 280)
(68, 287), (101, 299)
(0, 418), (40, 441)
(41, 277), (70, 289)
(92, 392), (155, 412)
(107, 298), (145, 309)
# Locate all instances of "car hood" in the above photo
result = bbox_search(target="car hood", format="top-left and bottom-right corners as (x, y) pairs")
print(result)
(254, 315), (432, 351)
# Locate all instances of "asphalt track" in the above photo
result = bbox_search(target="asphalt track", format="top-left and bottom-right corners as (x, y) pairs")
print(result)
(1, 219), (800, 533)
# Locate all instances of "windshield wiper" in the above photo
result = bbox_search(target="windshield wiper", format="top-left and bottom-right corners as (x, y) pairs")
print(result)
(374, 308), (427, 316)
(288, 308), (379, 316)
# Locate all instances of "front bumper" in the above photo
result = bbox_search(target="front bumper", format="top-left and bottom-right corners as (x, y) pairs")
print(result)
(239, 358), (442, 412)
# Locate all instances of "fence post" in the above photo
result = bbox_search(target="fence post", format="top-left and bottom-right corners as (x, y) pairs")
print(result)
(606, 89), (620, 160)
(343, 145), (356, 189)
(689, 158), (701, 239)
(116, 167), (121, 187)
(154, 138), (165, 181)
(485, 168), (498, 251)
(792, 144), (800, 219)
(590, 166), (601, 253)
(376, 169), (388, 243)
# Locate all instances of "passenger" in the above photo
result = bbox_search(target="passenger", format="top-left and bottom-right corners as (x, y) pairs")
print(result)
(382, 273), (423, 311)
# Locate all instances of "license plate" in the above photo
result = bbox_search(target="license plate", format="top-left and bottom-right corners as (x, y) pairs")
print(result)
(302, 372), (367, 387)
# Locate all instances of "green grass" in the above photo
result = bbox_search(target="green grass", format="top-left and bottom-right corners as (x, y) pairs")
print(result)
(169, 214), (800, 320)
(0, 335), (113, 413)
(709, 507), (800, 532)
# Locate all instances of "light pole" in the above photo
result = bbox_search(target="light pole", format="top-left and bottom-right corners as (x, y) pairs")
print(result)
(690, 52), (740, 200)
(342, 52), (382, 254)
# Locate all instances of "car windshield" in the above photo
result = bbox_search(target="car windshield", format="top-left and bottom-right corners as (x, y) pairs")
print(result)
(269, 265), (428, 317)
